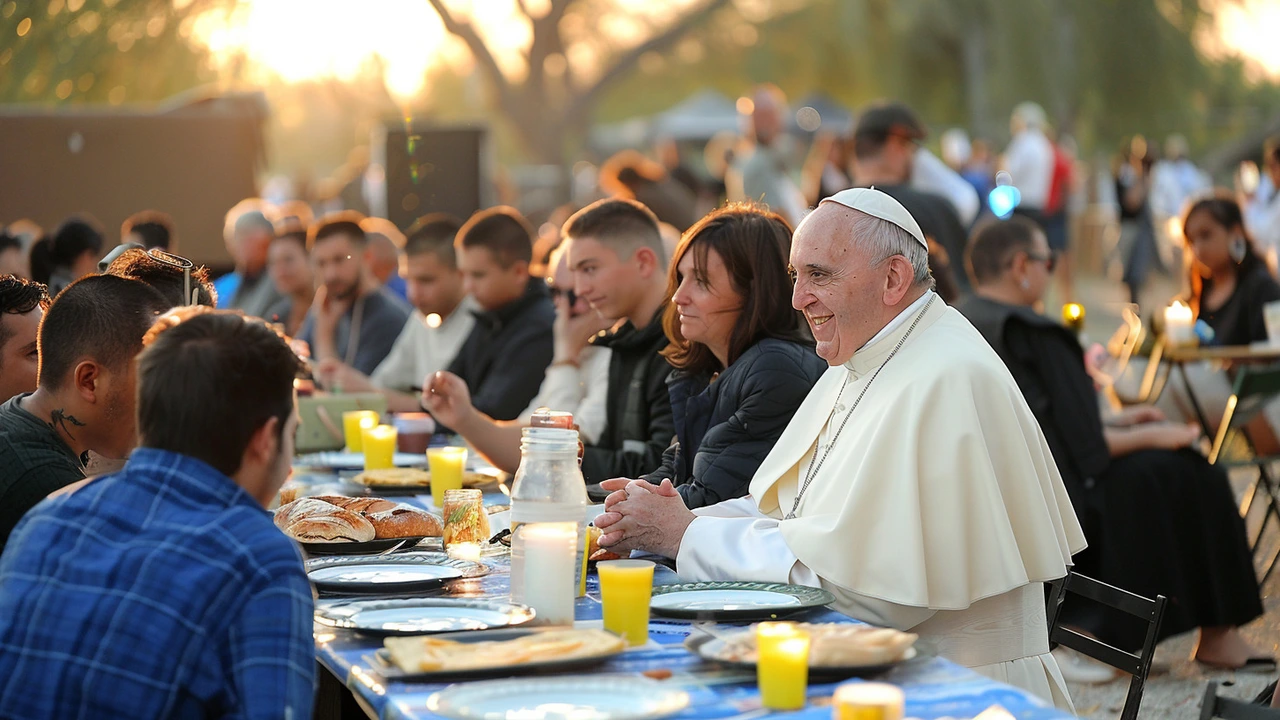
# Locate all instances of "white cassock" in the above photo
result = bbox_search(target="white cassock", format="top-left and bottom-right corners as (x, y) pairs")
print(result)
(675, 291), (1086, 712)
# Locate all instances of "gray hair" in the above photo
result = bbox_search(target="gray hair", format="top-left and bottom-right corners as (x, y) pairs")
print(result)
(849, 211), (932, 286)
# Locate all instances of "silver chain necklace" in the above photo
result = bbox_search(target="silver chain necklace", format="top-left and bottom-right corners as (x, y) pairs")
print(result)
(785, 294), (936, 520)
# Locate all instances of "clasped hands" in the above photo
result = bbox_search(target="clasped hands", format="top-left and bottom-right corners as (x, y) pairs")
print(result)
(593, 477), (696, 560)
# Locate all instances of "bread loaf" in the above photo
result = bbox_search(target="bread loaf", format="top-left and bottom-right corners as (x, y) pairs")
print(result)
(366, 505), (443, 538)
(313, 495), (398, 514)
(288, 512), (376, 542)
(274, 497), (339, 531)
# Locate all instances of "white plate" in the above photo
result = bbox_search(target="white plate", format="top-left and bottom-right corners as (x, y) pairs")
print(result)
(315, 598), (535, 636)
(649, 589), (803, 612)
(295, 451), (425, 470)
(426, 677), (689, 720)
(308, 563), (463, 585)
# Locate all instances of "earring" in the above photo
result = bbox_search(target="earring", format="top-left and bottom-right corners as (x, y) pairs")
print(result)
(1230, 235), (1247, 263)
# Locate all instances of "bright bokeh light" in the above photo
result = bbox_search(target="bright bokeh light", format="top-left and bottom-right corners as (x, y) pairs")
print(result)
(1203, 0), (1280, 80)
(189, 0), (522, 97)
(988, 185), (1021, 219)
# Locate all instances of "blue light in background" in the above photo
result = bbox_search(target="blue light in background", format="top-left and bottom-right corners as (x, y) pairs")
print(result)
(988, 185), (1022, 219)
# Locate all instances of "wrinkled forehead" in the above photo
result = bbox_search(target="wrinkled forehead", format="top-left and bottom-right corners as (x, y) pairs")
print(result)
(791, 204), (867, 267)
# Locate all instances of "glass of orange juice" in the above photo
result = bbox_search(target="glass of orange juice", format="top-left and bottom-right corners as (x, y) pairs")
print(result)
(598, 559), (655, 646)
(427, 446), (468, 507)
(342, 410), (380, 452)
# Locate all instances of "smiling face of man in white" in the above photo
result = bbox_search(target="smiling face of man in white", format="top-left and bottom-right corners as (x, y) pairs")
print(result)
(790, 203), (925, 366)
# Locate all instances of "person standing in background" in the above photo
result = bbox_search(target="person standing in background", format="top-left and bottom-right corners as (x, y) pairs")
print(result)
(1116, 137), (1160, 306)
(1002, 103), (1056, 226)
(727, 85), (808, 227)
(1242, 136), (1280, 263)
(32, 216), (104, 297)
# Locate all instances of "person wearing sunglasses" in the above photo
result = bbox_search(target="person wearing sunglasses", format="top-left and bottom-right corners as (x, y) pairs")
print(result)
(959, 216), (1268, 681)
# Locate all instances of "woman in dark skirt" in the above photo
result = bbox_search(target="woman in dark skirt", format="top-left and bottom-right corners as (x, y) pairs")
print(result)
(958, 216), (1267, 674)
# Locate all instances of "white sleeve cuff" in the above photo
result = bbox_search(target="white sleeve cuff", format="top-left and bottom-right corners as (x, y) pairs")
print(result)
(676, 515), (797, 584)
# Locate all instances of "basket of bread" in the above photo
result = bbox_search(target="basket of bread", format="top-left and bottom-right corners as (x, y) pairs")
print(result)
(275, 495), (442, 555)
(689, 623), (918, 679)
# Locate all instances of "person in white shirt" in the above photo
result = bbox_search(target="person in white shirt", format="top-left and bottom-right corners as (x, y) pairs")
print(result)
(1243, 136), (1280, 261)
(316, 214), (474, 412)
(1002, 102), (1056, 218)
(595, 188), (1083, 712)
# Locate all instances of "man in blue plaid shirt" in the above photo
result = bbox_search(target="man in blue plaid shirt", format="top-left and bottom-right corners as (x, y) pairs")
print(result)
(0, 308), (314, 719)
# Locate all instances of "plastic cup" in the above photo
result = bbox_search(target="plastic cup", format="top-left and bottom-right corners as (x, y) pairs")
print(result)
(361, 424), (397, 470)
(427, 446), (468, 507)
(757, 622), (810, 710)
(598, 559), (655, 646)
(342, 410), (380, 452)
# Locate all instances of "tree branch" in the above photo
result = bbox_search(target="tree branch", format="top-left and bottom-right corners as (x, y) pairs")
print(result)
(426, 0), (512, 95)
(566, 0), (732, 119)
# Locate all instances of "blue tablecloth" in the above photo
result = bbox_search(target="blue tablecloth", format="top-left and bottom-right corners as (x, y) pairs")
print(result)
(297, 470), (1076, 720)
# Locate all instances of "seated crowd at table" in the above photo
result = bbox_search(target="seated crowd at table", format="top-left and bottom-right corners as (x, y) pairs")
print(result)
(0, 121), (1278, 718)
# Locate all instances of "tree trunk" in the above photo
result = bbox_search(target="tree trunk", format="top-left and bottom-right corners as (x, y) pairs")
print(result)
(962, 19), (991, 139)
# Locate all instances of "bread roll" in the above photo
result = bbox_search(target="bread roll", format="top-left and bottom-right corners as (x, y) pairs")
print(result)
(366, 505), (443, 538)
(274, 497), (340, 531)
(288, 512), (376, 543)
(313, 495), (398, 514)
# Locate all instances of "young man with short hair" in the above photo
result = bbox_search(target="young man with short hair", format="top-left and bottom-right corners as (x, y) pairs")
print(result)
(0, 308), (313, 719)
(223, 208), (283, 318)
(300, 211), (411, 376)
(0, 275), (49, 404)
(0, 275), (170, 550)
(318, 214), (475, 411)
(429, 206), (554, 422)
(423, 198), (675, 482)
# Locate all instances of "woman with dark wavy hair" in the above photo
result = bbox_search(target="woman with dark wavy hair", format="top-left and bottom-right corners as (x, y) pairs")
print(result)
(1182, 193), (1280, 346)
(638, 202), (825, 508)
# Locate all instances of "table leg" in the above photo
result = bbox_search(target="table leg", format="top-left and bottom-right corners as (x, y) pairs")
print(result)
(315, 661), (374, 720)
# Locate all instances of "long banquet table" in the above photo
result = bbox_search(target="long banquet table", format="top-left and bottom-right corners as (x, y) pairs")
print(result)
(295, 469), (1077, 720)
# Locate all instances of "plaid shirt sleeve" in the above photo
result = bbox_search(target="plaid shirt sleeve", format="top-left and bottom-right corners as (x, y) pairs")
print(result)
(228, 563), (315, 720)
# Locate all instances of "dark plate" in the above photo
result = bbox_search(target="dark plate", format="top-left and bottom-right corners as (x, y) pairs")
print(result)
(299, 536), (429, 556)
(305, 553), (487, 594)
(315, 597), (535, 636)
(648, 581), (835, 621)
(684, 632), (921, 681)
(369, 627), (625, 681)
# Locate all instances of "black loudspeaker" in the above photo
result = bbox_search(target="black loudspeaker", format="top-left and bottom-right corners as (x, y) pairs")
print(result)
(380, 124), (488, 230)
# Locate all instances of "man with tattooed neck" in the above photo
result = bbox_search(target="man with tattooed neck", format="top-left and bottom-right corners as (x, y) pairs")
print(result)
(0, 275), (168, 552)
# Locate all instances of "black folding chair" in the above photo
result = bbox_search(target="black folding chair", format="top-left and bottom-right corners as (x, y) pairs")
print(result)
(1046, 572), (1167, 720)
(1200, 681), (1280, 719)
(1208, 365), (1280, 583)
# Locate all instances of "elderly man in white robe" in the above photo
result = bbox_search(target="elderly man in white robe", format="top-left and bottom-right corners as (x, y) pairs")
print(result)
(595, 188), (1086, 711)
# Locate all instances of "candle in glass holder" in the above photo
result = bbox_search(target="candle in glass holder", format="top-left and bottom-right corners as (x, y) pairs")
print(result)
(343, 410), (380, 452)
(427, 447), (468, 508)
(757, 622), (810, 710)
(1062, 303), (1085, 334)
(518, 522), (577, 625)
(1164, 301), (1196, 347)
(361, 424), (397, 470)
(446, 541), (482, 562)
(832, 682), (905, 720)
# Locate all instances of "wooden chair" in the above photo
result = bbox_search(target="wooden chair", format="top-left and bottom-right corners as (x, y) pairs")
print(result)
(1046, 572), (1167, 720)
(1208, 365), (1280, 583)
(1200, 681), (1280, 720)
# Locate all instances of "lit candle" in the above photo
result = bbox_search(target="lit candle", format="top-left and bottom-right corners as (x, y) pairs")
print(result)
(361, 424), (397, 470)
(446, 541), (482, 562)
(342, 410), (380, 452)
(1061, 303), (1085, 334)
(832, 682), (905, 720)
(1164, 300), (1196, 347)
(757, 622), (810, 710)
(519, 522), (577, 625)
(426, 446), (468, 508)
